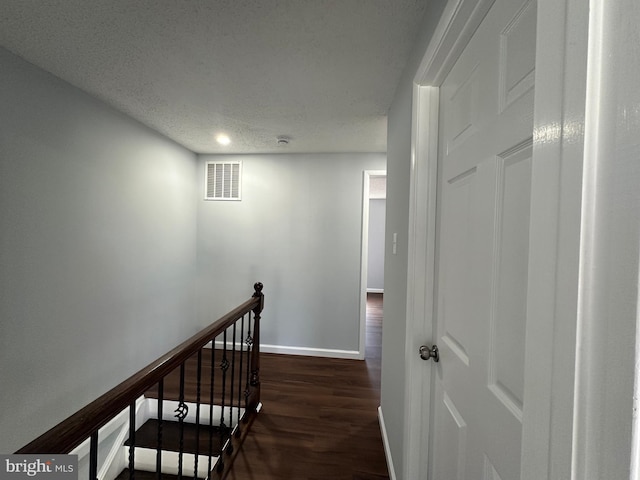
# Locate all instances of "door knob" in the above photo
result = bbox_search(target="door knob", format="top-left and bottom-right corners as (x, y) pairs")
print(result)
(419, 344), (439, 362)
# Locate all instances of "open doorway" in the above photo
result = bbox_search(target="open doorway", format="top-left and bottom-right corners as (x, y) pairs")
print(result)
(359, 170), (386, 360)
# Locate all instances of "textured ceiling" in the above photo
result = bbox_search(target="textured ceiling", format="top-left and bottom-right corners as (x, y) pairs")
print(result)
(0, 1), (428, 154)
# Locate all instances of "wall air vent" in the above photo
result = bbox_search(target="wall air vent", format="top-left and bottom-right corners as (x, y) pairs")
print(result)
(205, 161), (242, 201)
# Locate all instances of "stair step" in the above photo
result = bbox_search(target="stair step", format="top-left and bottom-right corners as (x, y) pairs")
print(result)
(126, 419), (230, 455)
(115, 469), (184, 480)
(147, 400), (244, 429)
(129, 447), (214, 478)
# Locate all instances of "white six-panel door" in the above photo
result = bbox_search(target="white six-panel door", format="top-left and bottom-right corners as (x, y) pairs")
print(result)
(428, 0), (537, 478)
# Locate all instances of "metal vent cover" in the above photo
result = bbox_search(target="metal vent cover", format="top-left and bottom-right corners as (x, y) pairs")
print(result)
(205, 161), (241, 200)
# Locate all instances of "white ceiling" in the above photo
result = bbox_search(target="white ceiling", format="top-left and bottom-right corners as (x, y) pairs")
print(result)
(0, 1), (429, 154)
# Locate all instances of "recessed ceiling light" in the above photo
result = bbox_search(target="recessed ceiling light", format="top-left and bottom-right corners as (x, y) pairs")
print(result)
(277, 136), (290, 146)
(215, 133), (231, 146)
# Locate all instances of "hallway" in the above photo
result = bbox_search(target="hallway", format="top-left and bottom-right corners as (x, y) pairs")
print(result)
(226, 293), (388, 479)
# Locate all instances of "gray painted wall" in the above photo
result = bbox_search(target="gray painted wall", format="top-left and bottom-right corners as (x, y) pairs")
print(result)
(381, 0), (449, 476)
(197, 153), (385, 353)
(0, 48), (385, 453)
(0, 48), (198, 453)
(367, 199), (386, 291)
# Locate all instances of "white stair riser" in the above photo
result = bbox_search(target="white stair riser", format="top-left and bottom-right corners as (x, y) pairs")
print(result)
(130, 446), (215, 478)
(148, 400), (244, 428)
(71, 397), (239, 480)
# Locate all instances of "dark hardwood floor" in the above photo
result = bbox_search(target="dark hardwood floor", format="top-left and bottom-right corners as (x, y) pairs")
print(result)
(149, 294), (388, 479)
(225, 292), (389, 480)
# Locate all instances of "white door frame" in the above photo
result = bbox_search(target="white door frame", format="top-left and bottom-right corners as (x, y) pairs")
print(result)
(570, 0), (640, 477)
(401, 0), (636, 478)
(359, 169), (387, 359)
(403, 1), (496, 477)
(519, 0), (590, 476)
(402, 83), (439, 480)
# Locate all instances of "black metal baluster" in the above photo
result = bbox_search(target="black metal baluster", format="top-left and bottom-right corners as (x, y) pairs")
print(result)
(194, 350), (202, 480)
(208, 340), (216, 475)
(244, 312), (253, 420)
(156, 380), (163, 480)
(237, 314), (245, 433)
(218, 329), (229, 473)
(89, 431), (98, 480)
(250, 283), (263, 401)
(228, 322), (236, 454)
(176, 363), (186, 480)
(129, 401), (136, 480)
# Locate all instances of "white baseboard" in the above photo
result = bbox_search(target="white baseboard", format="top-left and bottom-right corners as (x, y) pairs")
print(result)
(204, 341), (362, 359)
(378, 406), (397, 480)
(367, 288), (384, 294)
(260, 344), (361, 360)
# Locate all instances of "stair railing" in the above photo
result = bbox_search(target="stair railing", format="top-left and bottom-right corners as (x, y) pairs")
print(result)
(16, 282), (264, 480)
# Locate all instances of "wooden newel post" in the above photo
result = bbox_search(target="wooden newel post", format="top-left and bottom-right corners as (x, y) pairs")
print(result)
(249, 282), (263, 408)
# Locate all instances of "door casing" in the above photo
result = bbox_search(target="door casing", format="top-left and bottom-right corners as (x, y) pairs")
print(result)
(359, 169), (387, 359)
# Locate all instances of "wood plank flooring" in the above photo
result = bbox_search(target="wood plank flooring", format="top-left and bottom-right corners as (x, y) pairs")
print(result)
(225, 293), (389, 480)
(153, 294), (388, 479)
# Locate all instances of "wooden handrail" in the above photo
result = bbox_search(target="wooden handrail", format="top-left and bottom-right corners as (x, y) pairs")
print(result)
(17, 282), (264, 455)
